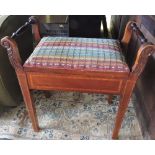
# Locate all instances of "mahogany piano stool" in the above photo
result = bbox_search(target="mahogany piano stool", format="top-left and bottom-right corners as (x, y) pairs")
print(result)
(1, 16), (155, 139)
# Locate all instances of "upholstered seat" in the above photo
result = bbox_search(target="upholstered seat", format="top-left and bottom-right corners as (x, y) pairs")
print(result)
(24, 37), (129, 73)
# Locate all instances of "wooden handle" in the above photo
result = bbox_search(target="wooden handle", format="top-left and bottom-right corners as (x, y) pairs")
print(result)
(1, 36), (23, 71)
(121, 21), (148, 47)
(11, 16), (38, 39)
(131, 43), (155, 78)
(130, 22), (147, 44)
(1, 16), (39, 71)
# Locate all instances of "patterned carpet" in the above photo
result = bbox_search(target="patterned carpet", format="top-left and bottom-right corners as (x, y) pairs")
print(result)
(0, 91), (143, 140)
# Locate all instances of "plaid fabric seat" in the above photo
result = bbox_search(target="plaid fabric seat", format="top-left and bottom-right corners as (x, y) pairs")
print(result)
(24, 37), (129, 73)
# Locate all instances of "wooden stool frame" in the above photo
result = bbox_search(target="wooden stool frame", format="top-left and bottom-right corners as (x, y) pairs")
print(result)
(1, 16), (155, 139)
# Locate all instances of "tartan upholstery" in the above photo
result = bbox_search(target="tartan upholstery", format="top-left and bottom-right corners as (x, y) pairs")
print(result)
(24, 37), (129, 72)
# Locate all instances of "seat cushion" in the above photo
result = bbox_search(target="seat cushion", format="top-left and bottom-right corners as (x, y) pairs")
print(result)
(24, 36), (129, 73)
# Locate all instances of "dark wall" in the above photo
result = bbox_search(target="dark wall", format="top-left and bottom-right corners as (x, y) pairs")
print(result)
(69, 15), (108, 38)
(110, 15), (155, 139)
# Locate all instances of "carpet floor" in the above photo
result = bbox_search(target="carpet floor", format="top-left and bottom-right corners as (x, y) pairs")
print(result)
(0, 91), (143, 140)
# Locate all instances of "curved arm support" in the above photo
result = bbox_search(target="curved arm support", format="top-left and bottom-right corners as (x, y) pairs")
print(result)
(1, 36), (23, 71)
(132, 43), (155, 77)
(121, 21), (134, 46)
(121, 21), (147, 49)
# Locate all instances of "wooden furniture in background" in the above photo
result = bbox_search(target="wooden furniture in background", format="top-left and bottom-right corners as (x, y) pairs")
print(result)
(1, 16), (155, 139)
(37, 15), (69, 37)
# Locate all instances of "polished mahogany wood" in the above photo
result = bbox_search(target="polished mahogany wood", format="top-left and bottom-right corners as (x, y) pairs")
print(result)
(112, 79), (135, 139)
(26, 72), (124, 94)
(17, 71), (40, 132)
(111, 16), (155, 139)
(1, 36), (40, 132)
(1, 17), (155, 139)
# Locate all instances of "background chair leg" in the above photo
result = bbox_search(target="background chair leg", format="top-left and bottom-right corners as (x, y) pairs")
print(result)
(17, 72), (40, 132)
(107, 95), (113, 104)
(112, 81), (135, 139)
(44, 91), (51, 98)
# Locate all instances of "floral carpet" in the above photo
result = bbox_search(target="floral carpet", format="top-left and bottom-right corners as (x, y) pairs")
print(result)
(0, 91), (143, 140)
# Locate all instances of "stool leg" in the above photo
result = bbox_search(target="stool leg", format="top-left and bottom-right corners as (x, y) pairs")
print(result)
(17, 72), (40, 132)
(107, 95), (113, 104)
(112, 81), (135, 139)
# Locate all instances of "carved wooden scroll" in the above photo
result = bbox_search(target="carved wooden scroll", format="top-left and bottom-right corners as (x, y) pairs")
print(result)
(1, 36), (23, 71)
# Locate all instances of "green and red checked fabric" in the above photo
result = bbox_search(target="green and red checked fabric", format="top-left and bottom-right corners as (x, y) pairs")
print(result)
(24, 36), (129, 72)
